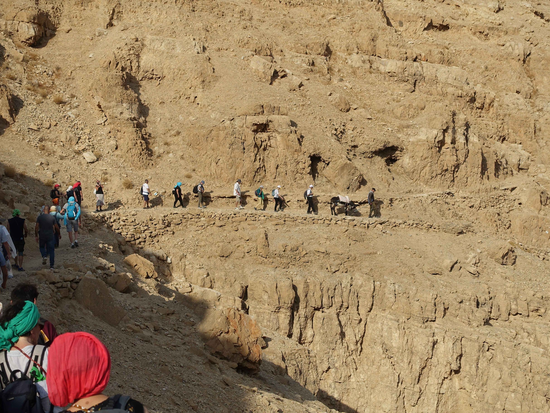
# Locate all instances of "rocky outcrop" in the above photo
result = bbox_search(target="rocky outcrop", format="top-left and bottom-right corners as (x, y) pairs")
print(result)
(0, 2), (56, 46)
(198, 307), (264, 372)
(0, 85), (15, 126)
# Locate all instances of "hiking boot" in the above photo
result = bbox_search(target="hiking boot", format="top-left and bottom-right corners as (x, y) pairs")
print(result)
(7, 274), (13, 279)
(74, 240), (79, 247)
(42, 257), (47, 265)
(71, 243), (75, 249)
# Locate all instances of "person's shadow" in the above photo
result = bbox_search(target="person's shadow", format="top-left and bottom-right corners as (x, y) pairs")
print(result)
(373, 200), (383, 217)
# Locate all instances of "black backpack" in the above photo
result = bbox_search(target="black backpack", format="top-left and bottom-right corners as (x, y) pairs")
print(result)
(49, 190), (57, 200)
(96, 395), (132, 412)
(192, 185), (199, 194)
(303, 190), (308, 200)
(0, 346), (47, 413)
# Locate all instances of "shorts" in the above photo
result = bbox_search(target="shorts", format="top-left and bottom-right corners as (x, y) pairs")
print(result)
(66, 219), (79, 233)
(236, 196), (241, 203)
(143, 194), (149, 202)
(13, 240), (24, 255)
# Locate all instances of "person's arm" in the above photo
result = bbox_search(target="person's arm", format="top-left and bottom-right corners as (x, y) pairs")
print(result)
(23, 222), (28, 237)
(54, 222), (60, 236)
(75, 204), (81, 220)
(35, 222), (40, 242)
(2, 241), (10, 259)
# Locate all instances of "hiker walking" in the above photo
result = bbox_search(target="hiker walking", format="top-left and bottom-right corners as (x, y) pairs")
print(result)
(368, 188), (376, 218)
(35, 207), (60, 269)
(73, 181), (83, 206)
(197, 180), (205, 209)
(66, 185), (74, 201)
(173, 182), (184, 208)
(273, 185), (282, 212)
(6, 209), (27, 271)
(234, 179), (243, 210)
(49, 206), (64, 248)
(0, 220), (15, 280)
(62, 196), (81, 249)
(141, 179), (150, 209)
(306, 185), (314, 214)
(254, 186), (265, 211)
(95, 181), (105, 212)
(50, 184), (62, 206)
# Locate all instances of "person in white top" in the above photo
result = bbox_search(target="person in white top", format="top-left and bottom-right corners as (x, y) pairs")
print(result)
(141, 179), (150, 209)
(0, 300), (62, 412)
(234, 179), (243, 210)
(273, 185), (282, 212)
(306, 185), (314, 214)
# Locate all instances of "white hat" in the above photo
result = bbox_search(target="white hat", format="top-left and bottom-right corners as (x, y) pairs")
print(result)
(277, 185), (281, 188)
(309, 185), (314, 188)
(260, 185), (263, 188)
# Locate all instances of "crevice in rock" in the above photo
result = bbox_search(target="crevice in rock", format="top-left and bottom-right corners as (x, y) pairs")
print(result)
(372, 145), (402, 166)
(423, 21), (450, 32)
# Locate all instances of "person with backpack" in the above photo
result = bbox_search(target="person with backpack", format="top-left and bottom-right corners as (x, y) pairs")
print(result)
(65, 186), (74, 201)
(172, 182), (184, 208)
(10, 283), (58, 347)
(306, 185), (314, 214)
(141, 180), (150, 209)
(50, 184), (62, 206)
(0, 300), (57, 413)
(273, 185), (282, 212)
(73, 182), (83, 206)
(196, 180), (205, 209)
(95, 181), (105, 212)
(254, 186), (265, 211)
(7, 209), (27, 272)
(234, 179), (243, 210)
(46, 332), (150, 413)
(61, 197), (80, 249)
(49, 207), (63, 248)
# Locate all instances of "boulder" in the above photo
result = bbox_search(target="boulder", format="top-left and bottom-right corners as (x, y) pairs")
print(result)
(329, 93), (351, 112)
(250, 56), (277, 84)
(106, 272), (133, 293)
(198, 307), (263, 372)
(74, 276), (127, 326)
(123, 254), (158, 278)
(488, 242), (517, 266)
(0, 85), (15, 126)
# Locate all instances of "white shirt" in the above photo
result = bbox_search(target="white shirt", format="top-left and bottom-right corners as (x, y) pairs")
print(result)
(273, 188), (279, 198)
(234, 182), (241, 197)
(307, 189), (313, 197)
(142, 183), (150, 195)
(0, 226), (15, 256)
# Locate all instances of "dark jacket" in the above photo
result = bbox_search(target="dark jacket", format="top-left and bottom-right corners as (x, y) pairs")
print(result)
(368, 191), (375, 204)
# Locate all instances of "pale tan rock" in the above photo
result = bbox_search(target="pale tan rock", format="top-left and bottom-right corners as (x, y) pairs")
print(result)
(123, 254), (158, 278)
(0, 85), (15, 126)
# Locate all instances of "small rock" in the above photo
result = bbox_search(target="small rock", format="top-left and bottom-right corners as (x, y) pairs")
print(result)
(83, 152), (98, 163)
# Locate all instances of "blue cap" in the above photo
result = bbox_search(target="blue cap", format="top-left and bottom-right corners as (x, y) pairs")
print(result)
(177, 182), (182, 187)
(68, 196), (75, 202)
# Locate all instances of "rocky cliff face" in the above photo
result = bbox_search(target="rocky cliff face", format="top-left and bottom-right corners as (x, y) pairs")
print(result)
(3, 0), (550, 412)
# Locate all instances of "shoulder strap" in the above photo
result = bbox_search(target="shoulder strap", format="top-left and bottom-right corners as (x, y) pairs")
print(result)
(0, 350), (11, 388)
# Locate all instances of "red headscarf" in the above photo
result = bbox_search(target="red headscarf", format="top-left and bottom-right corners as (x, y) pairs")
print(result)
(72, 182), (80, 189)
(46, 332), (111, 407)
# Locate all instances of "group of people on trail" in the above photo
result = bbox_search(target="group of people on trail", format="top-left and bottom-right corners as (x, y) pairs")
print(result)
(0, 282), (149, 413)
(154, 178), (378, 216)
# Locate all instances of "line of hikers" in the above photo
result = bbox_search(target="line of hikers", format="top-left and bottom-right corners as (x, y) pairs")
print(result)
(0, 282), (149, 412)
(160, 179), (376, 215)
(163, 179), (316, 213)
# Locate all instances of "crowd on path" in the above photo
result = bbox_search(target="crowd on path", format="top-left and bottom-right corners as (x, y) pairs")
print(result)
(0, 282), (149, 412)
(158, 179), (378, 215)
